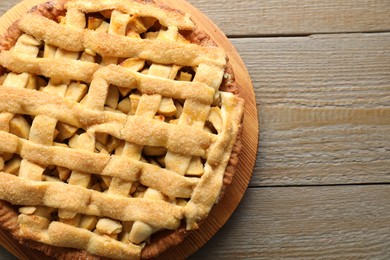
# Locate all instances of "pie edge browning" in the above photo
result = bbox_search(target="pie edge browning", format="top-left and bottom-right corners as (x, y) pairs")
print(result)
(0, 0), (244, 259)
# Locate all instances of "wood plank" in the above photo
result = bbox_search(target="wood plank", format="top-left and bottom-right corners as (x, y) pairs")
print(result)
(0, 1), (15, 13)
(191, 185), (390, 259)
(186, 0), (390, 36)
(1, 0), (390, 36)
(230, 33), (390, 186)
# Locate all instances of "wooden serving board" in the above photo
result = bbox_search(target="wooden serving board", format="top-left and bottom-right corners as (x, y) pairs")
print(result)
(0, 0), (259, 259)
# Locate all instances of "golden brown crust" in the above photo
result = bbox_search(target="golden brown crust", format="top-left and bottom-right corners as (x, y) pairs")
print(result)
(0, 0), (66, 52)
(0, 0), (66, 76)
(0, 202), (20, 239)
(140, 128), (242, 259)
(0, 0), (243, 259)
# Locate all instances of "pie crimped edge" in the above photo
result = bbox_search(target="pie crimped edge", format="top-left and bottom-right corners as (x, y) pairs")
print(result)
(0, 0), (244, 259)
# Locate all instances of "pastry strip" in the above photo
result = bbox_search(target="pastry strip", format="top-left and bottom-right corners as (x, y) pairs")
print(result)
(0, 51), (99, 83)
(96, 65), (215, 104)
(184, 93), (244, 229)
(18, 217), (141, 260)
(66, 0), (195, 29)
(0, 54), (214, 104)
(0, 131), (198, 198)
(0, 172), (183, 229)
(18, 14), (226, 67)
(0, 86), (215, 156)
(93, 10), (140, 242)
(128, 26), (179, 244)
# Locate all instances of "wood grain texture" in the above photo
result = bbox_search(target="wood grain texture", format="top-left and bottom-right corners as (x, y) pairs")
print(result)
(191, 185), (390, 259)
(231, 34), (390, 186)
(186, 0), (390, 36)
(2, 0), (390, 36)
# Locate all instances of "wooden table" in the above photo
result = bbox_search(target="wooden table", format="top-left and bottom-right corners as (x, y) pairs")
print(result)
(1, 0), (390, 259)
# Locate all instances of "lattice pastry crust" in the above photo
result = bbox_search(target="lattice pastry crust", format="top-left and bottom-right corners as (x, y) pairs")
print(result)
(0, 0), (244, 259)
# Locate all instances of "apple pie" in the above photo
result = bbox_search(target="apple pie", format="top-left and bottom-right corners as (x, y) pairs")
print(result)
(0, 0), (244, 259)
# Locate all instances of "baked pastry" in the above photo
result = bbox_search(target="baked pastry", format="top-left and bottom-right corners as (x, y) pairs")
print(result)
(0, 0), (244, 259)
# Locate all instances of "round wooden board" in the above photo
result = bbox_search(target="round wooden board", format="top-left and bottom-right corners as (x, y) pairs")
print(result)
(0, 0), (259, 259)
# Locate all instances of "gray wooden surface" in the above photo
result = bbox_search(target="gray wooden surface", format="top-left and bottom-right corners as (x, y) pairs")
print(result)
(1, 0), (390, 259)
